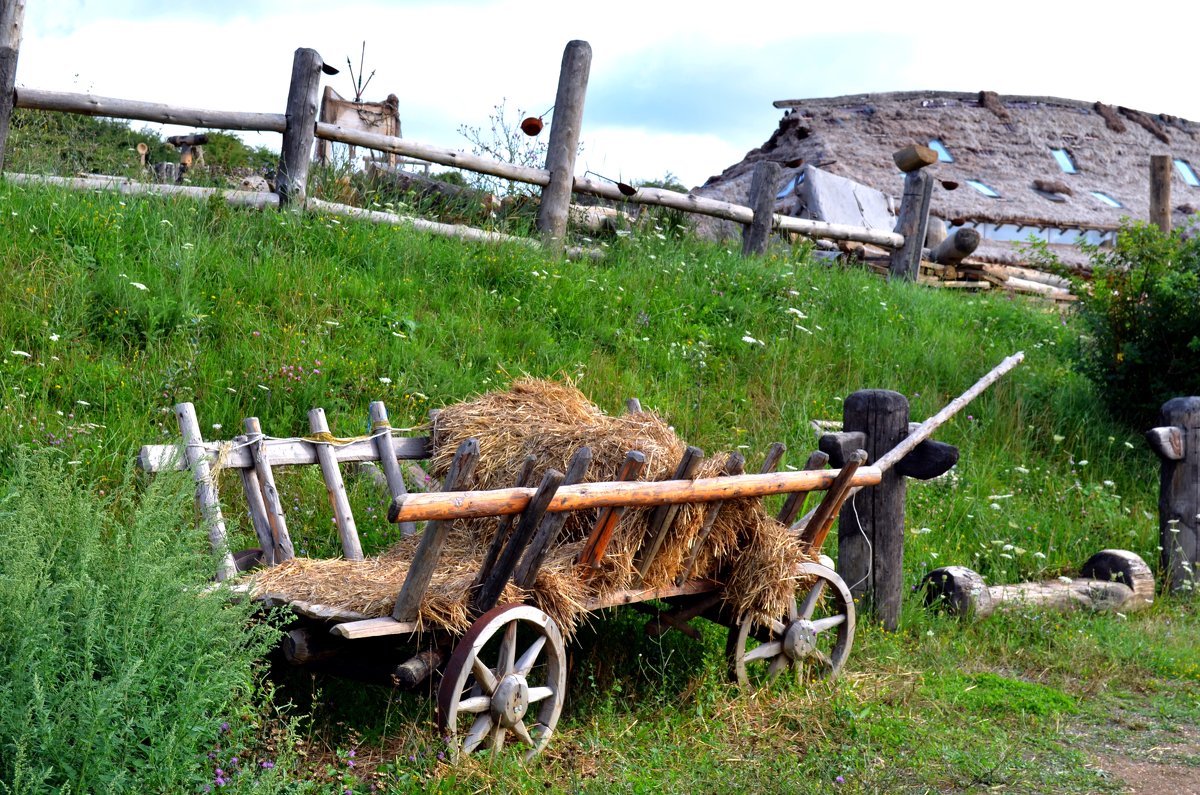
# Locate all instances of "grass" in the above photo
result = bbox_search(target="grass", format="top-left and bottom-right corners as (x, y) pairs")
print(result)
(0, 170), (1196, 793)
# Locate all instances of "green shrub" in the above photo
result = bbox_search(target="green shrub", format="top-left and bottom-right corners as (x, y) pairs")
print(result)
(1071, 220), (1200, 425)
(0, 450), (279, 792)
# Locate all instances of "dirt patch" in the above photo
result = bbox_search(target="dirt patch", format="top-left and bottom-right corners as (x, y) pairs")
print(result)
(1091, 726), (1200, 795)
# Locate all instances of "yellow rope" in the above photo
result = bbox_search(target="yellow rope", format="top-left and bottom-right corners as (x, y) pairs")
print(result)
(370, 418), (392, 434)
(302, 430), (375, 446)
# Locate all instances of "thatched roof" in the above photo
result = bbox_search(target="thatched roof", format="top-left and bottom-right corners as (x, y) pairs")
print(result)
(693, 91), (1200, 264)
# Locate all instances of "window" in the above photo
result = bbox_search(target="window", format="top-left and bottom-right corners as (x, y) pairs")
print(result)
(928, 139), (954, 163)
(966, 180), (1001, 198)
(1175, 159), (1200, 187)
(1090, 191), (1123, 208)
(1050, 148), (1078, 174)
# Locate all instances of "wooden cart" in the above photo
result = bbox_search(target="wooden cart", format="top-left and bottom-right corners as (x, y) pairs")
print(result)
(140, 400), (880, 759)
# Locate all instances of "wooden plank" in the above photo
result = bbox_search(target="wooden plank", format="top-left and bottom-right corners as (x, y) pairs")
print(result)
(1150, 154), (1171, 233)
(585, 579), (722, 611)
(514, 448), (593, 588)
(777, 450), (830, 526)
(369, 401), (417, 536)
(234, 434), (276, 567)
(474, 456), (538, 591)
(308, 407), (363, 561)
(536, 40), (592, 246)
(625, 397), (643, 414)
(678, 452), (745, 584)
(577, 450), (647, 571)
(391, 464), (883, 524)
(139, 434), (432, 472)
(888, 169), (934, 280)
(633, 446), (705, 582)
(329, 616), (421, 640)
(471, 468), (564, 615)
(798, 449), (867, 555)
(741, 160), (782, 256)
(759, 442), (786, 475)
(13, 87), (287, 132)
(277, 48), (326, 206)
(244, 417), (294, 563)
(391, 439), (480, 622)
(175, 403), (237, 581)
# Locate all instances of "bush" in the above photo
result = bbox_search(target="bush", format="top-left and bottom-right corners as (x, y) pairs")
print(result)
(1071, 220), (1200, 425)
(0, 450), (279, 792)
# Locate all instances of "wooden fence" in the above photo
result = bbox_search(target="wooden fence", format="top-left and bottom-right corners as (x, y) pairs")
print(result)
(0, 21), (925, 272)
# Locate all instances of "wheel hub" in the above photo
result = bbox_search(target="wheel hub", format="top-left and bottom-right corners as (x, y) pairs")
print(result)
(783, 619), (818, 660)
(491, 674), (530, 728)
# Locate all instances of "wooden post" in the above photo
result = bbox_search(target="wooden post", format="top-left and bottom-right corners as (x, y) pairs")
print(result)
(308, 407), (363, 561)
(277, 48), (325, 207)
(244, 416), (294, 562)
(1150, 154), (1171, 233)
(837, 390), (909, 630)
(742, 160), (782, 256)
(1146, 396), (1200, 591)
(175, 403), (238, 581)
(368, 401), (417, 537)
(535, 40), (591, 248)
(0, 0), (24, 172)
(234, 434), (277, 567)
(889, 168), (934, 280)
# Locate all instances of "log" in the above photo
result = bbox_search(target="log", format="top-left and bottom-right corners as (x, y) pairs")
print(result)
(368, 402), (417, 537)
(277, 48), (325, 207)
(1148, 396), (1200, 591)
(392, 439), (480, 622)
(634, 446), (705, 581)
(234, 434), (276, 567)
(306, 197), (546, 249)
(742, 160), (783, 256)
(308, 407), (363, 561)
(392, 464), (882, 524)
(394, 648), (445, 688)
(678, 452), (745, 584)
(14, 87), (286, 132)
(923, 550), (1155, 618)
(930, 227), (980, 266)
(315, 122), (905, 249)
(0, 0), (20, 171)
(514, 448), (593, 588)
(141, 430), (431, 472)
(472, 468), (564, 615)
(282, 627), (345, 665)
(1150, 154), (1171, 233)
(536, 40), (592, 246)
(166, 133), (209, 147)
(175, 403), (237, 581)
(244, 417), (294, 562)
(893, 144), (937, 173)
(889, 169), (934, 280)
(577, 450), (647, 571)
(5, 172), (280, 209)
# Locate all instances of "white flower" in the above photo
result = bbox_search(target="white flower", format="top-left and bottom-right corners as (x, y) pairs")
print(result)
(1033, 551), (1046, 559)
(76, 400), (90, 406)
(1013, 466), (1030, 474)
(212, 423), (222, 430)
(49, 333), (60, 342)
(741, 335), (764, 346)
(129, 281), (148, 291)
(10, 350), (30, 357)
(257, 384), (270, 391)
(786, 307), (807, 319)
(1057, 576), (1073, 584)
(323, 320), (340, 326)
(1077, 460), (1089, 466)
(378, 377), (392, 385)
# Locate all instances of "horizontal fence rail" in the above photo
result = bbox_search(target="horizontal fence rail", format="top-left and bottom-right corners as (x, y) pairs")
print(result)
(15, 87), (288, 132)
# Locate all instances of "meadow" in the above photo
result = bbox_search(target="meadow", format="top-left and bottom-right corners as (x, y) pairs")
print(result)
(0, 160), (1196, 793)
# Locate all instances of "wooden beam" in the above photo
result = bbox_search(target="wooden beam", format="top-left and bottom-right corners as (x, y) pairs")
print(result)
(577, 450), (647, 571)
(174, 403), (237, 581)
(329, 616), (420, 640)
(634, 446), (705, 582)
(742, 160), (782, 256)
(474, 456), (538, 591)
(677, 452), (745, 584)
(234, 434), (276, 567)
(140, 432), (431, 473)
(369, 402), (417, 536)
(889, 169), (934, 280)
(536, 40), (592, 247)
(14, 87), (286, 132)
(1150, 154), (1171, 233)
(6, 172), (280, 209)
(277, 48), (325, 207)
(513, 448), (593, 588)
(777, 450), (830, 526)
(308, 407), (363, 561)
(244, 417), (294, 562)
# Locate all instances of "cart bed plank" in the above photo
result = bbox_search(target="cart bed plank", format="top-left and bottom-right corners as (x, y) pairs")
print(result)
(329, 616), (421, 639)
(586, 578), (722, 610)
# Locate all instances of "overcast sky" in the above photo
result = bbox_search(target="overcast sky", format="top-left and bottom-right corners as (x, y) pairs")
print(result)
(14, 0), (1198, 189)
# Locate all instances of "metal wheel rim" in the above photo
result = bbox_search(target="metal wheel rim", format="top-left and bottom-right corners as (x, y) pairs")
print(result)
(731, 562), (855, 688)
(437, 603), (566, 760)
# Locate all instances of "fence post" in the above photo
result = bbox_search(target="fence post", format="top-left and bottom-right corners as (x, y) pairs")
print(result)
(536, 40), (591, 249)
(829, 390), (909, 629)
(1150, 154), (1171, 234)
(888, 145), (936, 281)
(277, 48), (327, 208)
(1146, 396), (1200, 592)
(0, 0), (25, 172)
(741, 160), (781, 256)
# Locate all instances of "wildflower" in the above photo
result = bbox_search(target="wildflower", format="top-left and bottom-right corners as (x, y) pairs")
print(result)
(835, 776), (845, 784)
(1077, 459), (1088, 466)
(49, 333), (60, 342)
(261, 760), (275, 769)
(11, 350), (30, 357)
(379, 377), (392, 385)
(129, 281), (148, 290)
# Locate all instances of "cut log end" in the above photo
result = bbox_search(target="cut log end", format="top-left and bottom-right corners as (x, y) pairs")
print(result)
(1079, 549), (1155, 608)
(922, 566), (994, 618)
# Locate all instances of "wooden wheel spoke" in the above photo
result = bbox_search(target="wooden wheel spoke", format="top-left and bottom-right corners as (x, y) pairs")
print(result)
(766, 653), (792, 680)
(462, 714), (493, 754)
(810, 614), (846, 633)
(743, 640), (782, 663)
(769, 618), (788, 636)
(489, 723), (508, 753)
(457, 695), (491, 714)
(515, 636), (547, 675)
(797, 580), (826, 620)
(787, 595), (799, 622)
(510, 720), (536, 748)
(498, 622), (517, 676)
(527, 685), (555, 704)
(471, 656), (498, 694)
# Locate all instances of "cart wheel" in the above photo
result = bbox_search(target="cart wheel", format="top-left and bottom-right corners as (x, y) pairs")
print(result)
(729, 562), (855, 688)
(437, 604), (566, 760)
